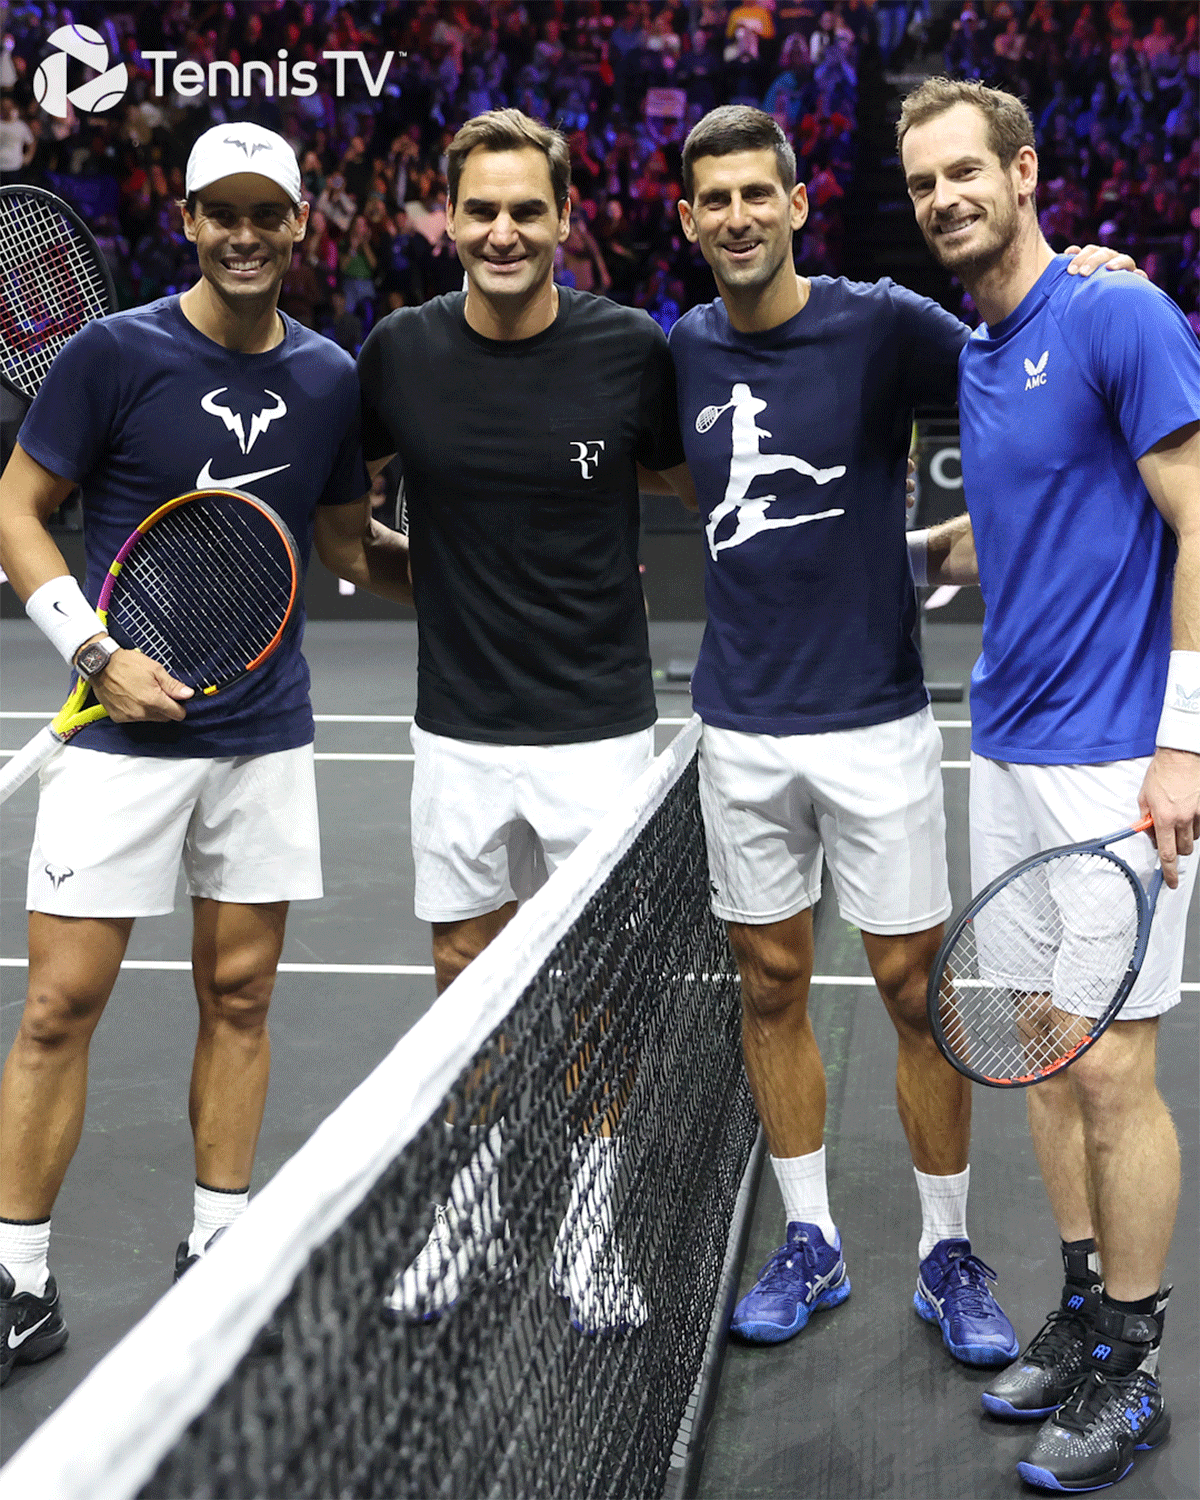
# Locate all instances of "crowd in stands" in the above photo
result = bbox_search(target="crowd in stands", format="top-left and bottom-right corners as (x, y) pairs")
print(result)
(931, 0), (1198, 327)
(0, 2), (1195, 347)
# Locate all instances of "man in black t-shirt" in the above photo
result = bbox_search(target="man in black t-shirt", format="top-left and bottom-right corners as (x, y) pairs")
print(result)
(358, 110), (690, 987)
(357, 109), (692, 1332)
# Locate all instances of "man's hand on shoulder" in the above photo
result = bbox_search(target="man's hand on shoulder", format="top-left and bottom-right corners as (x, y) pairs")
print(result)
(1064, 244), (1147, 280)
(1138, 748), (1200, 890)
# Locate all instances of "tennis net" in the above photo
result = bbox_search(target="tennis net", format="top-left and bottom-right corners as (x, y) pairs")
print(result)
(2, 717), (759, 1500)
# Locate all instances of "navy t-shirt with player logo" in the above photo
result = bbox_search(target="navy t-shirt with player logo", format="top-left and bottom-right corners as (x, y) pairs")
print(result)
(358, 288), (684, 745)
(670, 277), (968, 735)
(19, 297), (367, 756)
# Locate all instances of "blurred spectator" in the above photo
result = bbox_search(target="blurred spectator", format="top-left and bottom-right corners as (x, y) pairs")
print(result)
(0, 93), (34, 175)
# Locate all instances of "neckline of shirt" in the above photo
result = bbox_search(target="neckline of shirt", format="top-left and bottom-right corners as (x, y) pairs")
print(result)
(165, 294), (298, 360)
(975, 256), (1070, 345)
(453, 285), (569, 352)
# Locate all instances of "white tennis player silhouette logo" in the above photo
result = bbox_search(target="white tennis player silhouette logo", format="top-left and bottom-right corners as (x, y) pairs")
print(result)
(696, 383), (846, 559)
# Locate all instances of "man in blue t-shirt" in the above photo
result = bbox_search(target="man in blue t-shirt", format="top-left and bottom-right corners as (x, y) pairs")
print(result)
(0, 124), (410, 1384)
(900, 79), (1199, 1492)
(670, 103), (1021, 1370)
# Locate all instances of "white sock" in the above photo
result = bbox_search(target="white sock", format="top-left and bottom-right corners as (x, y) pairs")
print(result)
(914, 1165), (970, 1260)
(188, 1182), (249, 1257)
(0, 1216), (51, 1296)
(771, 1146), (838, 1245)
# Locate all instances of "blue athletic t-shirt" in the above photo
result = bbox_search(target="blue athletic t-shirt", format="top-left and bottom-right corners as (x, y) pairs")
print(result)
(670, 278), (967, 734)
(958, 258), (1200, 765)
(18, 297), (367, 757)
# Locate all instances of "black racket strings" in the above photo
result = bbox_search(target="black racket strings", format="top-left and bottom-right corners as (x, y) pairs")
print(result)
(0, 193), (111, 397)
(938, 850), (1143, 1079)
(105, 500), (296, 687)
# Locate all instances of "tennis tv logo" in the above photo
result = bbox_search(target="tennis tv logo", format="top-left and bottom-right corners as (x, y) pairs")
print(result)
(34, 25), (129, 118)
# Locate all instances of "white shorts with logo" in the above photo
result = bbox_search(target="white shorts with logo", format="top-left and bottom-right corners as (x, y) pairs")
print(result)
(27, 744), (323, 917)
(410, 723), (656, 922)
(969, 754), (1197, 1020)
(699, 706), (952, 934)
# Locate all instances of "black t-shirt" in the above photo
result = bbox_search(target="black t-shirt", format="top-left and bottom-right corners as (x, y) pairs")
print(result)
(358, 288), (685, 744)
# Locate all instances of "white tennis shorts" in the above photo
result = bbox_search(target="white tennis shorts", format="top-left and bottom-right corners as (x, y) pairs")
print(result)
(27, 743), (323, 917)
(699, 707), (952, 933)
(409, 723), (655, 922)
(969, 755), (1197, 1020)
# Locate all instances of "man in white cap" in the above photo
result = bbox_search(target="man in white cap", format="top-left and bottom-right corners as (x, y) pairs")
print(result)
(0, 123), (409, 1383)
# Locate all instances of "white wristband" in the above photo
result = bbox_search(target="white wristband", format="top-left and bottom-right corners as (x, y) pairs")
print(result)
(25, 575), (105, 668)
(1156, 650), (1200, 754)
(907, 528), (930, 588)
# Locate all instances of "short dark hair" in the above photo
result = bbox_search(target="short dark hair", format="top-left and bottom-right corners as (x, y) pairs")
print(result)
(446, 109), (571, 213)
(897, 77), (1035, 167)
(682, 106), (797, 201)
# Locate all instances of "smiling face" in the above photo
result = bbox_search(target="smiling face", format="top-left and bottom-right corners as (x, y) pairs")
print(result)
(446, 145), (569, 308)
(183, 173), (307, 305)
(678, 148), (807, 300)
(901, 101), (1031, 280)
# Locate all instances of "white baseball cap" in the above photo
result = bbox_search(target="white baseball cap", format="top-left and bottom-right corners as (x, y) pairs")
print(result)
(185, 122), (302, 203)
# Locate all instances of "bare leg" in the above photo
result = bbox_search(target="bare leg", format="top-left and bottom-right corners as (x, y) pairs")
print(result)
(1054, 1019), (1177, 1301)
(1027, 1072), (1095, 1243)
(727, 912), (825, 1157)
(431, 903), (518, 994)
(862, 925), (970, 1174)
(0, 914), (131, 1218)
(188, 899), (287, 1190)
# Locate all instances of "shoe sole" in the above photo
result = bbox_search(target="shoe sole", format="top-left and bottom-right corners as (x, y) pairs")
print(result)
(913, 1291), (1019, 1367)
(980, 1390), (1059, 1420)
(1015, 1412), (1170, 1492)
(730, 1274), (851, 1345)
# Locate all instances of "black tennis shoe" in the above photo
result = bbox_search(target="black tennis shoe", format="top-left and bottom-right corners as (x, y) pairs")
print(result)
(1, 1263), (68, 1385)
(174, 1228), (283, 1356)
(1016, 1299), (1170, 1491)
(981, 1283), (1100, 1420)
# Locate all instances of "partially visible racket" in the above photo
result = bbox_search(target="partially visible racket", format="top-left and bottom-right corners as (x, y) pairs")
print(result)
(0, 488), (300, 803)
(0, 184), (116, 400)
(928, 817), (1163, 1088)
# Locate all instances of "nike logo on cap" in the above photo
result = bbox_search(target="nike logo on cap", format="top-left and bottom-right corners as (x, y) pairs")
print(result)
(196, 459), (290, 490)
(8, 1312), (53, 1349)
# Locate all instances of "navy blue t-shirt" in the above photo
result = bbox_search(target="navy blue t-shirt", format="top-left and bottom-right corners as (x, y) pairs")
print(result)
(19, 297), (367, 756)
(670, 278), (967, 735)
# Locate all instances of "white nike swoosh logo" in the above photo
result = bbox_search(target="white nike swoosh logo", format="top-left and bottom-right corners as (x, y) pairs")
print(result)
(196, 459), (290, 490)
(8, 1311), (53, 1348)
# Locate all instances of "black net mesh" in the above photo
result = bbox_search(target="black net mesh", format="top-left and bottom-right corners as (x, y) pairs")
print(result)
(139, 756), (755, 1500)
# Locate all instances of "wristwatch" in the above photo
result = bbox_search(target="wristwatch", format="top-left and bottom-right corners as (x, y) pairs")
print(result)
(74, 635), (120, 680)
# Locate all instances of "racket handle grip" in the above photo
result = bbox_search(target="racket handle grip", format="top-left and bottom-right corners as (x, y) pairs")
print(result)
(0, 726), (64, 805)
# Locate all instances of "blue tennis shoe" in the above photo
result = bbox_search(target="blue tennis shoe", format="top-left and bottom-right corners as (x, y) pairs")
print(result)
(730, 1222), (850, 1344)
(914, 1238), (1019, 1367)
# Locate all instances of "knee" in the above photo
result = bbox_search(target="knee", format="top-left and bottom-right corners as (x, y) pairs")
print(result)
(17, 986), (105, 1052)
(733, 947), (809, 1022)
(197, 959), (274, 1032)
(1069, 1035), (1157, 1124)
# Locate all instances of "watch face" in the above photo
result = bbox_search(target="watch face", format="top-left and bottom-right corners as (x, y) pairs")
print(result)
(77, 641), (113, 678)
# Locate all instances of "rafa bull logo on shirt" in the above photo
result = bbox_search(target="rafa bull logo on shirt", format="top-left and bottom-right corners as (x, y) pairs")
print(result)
(196, 387), (292, 490)
(694, 383), (846, 560)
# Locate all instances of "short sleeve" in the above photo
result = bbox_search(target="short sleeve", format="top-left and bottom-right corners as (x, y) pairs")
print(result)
(1076, 274), (1200, 459)
(319, 375), (370, 506)
(891, 282), (969, 406)
(634, 319), (686, 471)
(17, 320), (121, 483)
(356, 318), (397, 464)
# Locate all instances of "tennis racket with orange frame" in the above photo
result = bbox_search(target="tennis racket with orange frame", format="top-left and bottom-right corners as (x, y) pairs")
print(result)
(0, 487), (301, 803)
(927, 817), (1164, 1087)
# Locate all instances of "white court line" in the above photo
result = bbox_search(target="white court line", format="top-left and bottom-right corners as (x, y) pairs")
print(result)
(0, 957), (1188, 987)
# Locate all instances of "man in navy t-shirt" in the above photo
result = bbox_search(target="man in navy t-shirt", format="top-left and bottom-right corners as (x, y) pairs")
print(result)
(672, 105), (1128, 1371)
(670, 104), (1020, 1369)
(0, 124), (409, 1383)
(901, 79), (1199, 1491)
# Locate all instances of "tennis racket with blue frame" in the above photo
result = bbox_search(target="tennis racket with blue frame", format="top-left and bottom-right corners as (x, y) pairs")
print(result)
(928, 817), (1163, 1087)
(0, 487), (300, 803)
